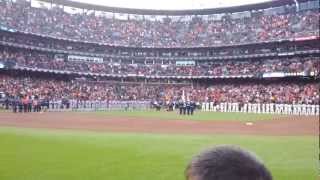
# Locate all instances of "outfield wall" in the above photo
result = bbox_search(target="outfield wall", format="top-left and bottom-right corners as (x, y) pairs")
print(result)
(201, 102), (319, 116)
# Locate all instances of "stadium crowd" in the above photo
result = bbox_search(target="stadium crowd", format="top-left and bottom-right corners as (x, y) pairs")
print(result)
(1, 30), (319, 57)
(0, 50), (319, 77)
(0, 0), (318, 47)
(0, 74), (318, 105)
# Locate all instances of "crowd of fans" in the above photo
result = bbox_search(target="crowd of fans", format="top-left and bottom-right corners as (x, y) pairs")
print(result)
(0, 50), (319, 77)
(0, 0), (318, 112)
(1, 31), (319, 58)
(0, 74), (318, 105)
(0, 75), (160, 101)
(190, 83), (319, 105)
(0, 0), (318, 48)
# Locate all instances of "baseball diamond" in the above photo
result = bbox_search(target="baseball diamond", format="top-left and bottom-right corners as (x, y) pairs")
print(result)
(0, 111), (318, 180)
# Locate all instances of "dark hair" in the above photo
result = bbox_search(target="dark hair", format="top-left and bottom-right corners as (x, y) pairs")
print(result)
(186, 145), (272, 180)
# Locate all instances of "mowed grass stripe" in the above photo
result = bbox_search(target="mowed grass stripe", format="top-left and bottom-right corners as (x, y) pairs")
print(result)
(0, 127), (317, 180)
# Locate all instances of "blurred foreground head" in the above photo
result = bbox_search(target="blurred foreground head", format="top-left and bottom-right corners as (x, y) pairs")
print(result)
(186, 145), (272, 180)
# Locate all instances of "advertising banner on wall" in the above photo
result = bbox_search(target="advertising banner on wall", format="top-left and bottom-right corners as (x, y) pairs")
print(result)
(175, 61), (195, 66)
(67, 55), (103, 63)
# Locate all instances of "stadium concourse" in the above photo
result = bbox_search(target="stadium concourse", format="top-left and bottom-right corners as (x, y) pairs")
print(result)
(0, 0), (319, 116)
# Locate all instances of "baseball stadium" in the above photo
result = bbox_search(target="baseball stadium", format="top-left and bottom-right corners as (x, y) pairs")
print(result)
(0, 0), (319, 179)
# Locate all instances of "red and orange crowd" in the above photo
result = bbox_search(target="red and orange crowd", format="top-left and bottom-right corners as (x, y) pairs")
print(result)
(0, 75), (318, 105)
(0, 50), (319, 77)
(0, 0), (318, 48)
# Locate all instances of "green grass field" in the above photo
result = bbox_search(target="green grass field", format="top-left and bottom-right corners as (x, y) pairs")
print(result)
(95, 110), (287, 122)
(0, 111), (317, 180)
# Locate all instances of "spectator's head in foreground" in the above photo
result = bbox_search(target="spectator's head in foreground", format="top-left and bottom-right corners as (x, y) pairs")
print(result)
(185, 145), (272, 180)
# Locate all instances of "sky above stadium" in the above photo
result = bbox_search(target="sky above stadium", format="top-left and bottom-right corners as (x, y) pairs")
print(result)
(72, 0), (271, 10)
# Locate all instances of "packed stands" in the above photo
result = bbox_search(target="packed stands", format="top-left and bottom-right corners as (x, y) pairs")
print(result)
(0, 0), (318, 48)
(0, 74), (318, 105)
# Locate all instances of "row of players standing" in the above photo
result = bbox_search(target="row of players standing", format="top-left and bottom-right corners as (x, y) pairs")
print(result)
(177, 101), (197, 115)
(4, 95), (50, 113)
(6, 95), (197, 114)
(152, 100), (197, 115)
(163, 100), (196, 115)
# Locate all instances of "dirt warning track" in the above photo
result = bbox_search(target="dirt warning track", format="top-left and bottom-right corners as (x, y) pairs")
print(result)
(0, 112), (318, 136)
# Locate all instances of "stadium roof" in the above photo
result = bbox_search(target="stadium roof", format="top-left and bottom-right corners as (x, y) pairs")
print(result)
(40, 0), (306, 15)
(72, 0), (270, 10)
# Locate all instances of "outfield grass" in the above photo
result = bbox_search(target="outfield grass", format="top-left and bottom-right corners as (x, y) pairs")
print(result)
(0, 127), (317, 180)
(95, 110), (287, 122)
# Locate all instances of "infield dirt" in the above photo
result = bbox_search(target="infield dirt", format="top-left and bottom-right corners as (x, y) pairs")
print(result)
(0, 112), (317, 136)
